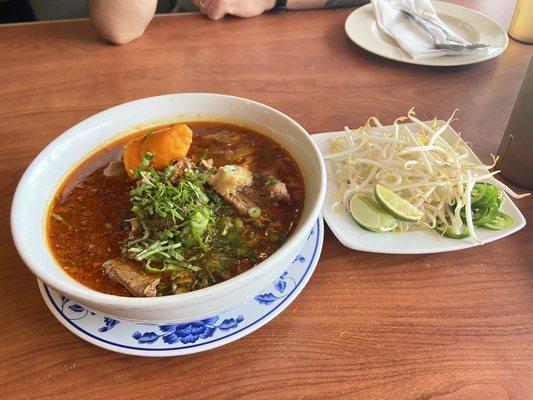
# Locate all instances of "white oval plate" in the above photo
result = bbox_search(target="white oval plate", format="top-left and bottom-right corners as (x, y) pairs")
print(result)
(312, 125), (526, 254)
(38, 218), (323, 357)
(345, 1), (508, 66)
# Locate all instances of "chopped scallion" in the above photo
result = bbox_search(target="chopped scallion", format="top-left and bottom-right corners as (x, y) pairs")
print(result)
(248, 206), (261, 219)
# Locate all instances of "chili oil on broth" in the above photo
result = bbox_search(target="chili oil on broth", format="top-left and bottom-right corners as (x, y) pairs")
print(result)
(47, 122), (305, 297)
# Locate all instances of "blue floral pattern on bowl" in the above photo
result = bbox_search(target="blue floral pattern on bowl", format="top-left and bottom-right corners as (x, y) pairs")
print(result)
(60, 294), (120, 332)
(132, 315), (245, 345)
(254, 266), (300, 306)
(38, 218), (323, 356)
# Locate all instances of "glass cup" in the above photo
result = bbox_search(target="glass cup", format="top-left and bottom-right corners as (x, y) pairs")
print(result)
(509, 0), (533, 44)
(495, 58), (533, 189)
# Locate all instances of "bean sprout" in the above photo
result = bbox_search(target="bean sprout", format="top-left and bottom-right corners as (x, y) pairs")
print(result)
(323, 108), (529, 243)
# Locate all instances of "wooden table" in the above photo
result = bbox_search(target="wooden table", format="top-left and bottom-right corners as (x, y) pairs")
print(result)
(1, 1), (532, 399)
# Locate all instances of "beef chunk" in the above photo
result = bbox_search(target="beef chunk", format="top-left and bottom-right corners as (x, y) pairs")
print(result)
(102, 259), (160, 297)
(103, 160), (126, 178)
(207, 165), (259, 216)
(170, 158), (196, 183)
(224, 191), (258, 216)
(265, 181), (291, 204)
(207, 164), (293, 215)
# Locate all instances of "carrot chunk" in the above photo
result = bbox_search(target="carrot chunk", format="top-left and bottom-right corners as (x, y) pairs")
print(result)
(123, 124), (193, 176)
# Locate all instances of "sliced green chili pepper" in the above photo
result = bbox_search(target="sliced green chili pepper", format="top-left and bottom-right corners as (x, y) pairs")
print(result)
(481, 212), (514, 230)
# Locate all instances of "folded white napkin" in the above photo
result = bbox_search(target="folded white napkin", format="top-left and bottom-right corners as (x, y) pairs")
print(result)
(372, 0), (469, 59)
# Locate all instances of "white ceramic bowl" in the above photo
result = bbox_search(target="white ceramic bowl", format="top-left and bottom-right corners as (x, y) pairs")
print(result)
(11, 94), (326, 323)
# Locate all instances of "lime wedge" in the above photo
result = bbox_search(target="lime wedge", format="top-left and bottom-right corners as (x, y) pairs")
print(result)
(374, 184), (424, 222)
(349, 196), (398, 232)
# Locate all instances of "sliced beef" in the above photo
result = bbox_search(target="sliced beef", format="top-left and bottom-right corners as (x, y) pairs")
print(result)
(170, 158), (196, 183)
(207, 165), (257, 216)
(265, 181), (291, 204)
(103, 160), (126, 178)
(201, 130), (241, 145)
(224, 191), (258, 216)
(102, 259), (160, 297)
(207, 164), (293, 215)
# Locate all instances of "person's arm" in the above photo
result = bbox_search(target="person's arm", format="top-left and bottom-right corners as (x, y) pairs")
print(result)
(89, 0), (157, 45)
(194, 0), (366, 21)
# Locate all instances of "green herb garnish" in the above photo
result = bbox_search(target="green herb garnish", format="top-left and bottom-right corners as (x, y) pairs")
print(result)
(122, 153), (254, 294)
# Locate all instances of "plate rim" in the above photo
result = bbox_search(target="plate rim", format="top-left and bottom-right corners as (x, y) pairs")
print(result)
(38, 218), (324, 357)
(345, 1), (509, 67)
(312, 128), (526, 254)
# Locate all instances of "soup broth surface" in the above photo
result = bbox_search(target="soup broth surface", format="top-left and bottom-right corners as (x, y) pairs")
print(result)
(47, 122), (304, 296)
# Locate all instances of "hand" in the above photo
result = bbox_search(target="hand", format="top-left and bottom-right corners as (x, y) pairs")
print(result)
(194, 0), (276, 21)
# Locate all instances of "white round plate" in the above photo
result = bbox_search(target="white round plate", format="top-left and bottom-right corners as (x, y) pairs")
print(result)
(345, 1), (508, 66)
(38, 218), (323, 357)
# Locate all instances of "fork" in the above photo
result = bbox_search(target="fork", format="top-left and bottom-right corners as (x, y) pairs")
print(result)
(404, 10), (462, 44)
(402, 10), (489, 51)
(434, 42), (490, 50)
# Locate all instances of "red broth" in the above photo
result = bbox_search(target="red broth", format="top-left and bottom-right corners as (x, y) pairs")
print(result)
(47, 122), (304, 296)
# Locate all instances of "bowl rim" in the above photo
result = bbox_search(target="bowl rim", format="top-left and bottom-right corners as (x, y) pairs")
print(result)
(11, 93), (326, 307)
